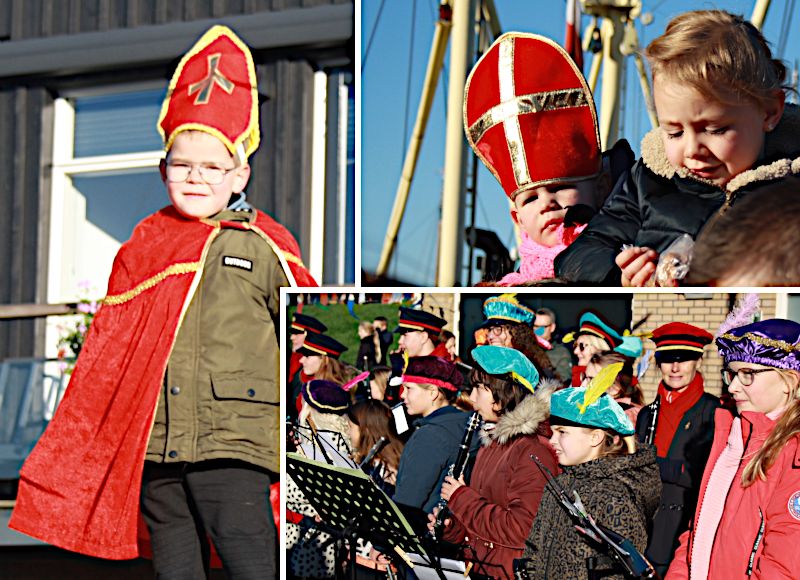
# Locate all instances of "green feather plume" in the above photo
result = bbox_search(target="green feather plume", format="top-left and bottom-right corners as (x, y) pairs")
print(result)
(577, 362), (624, 414)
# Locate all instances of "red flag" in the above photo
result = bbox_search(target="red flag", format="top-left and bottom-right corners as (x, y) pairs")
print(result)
(565, 0), (583, 71)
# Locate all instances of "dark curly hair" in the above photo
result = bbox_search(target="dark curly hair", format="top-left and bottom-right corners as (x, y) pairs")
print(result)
(508, 324), (558, 381)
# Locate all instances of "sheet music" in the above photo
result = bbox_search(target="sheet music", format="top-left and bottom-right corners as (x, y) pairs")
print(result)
(405, 552), (469, 580)
(295, 426), (358, 469)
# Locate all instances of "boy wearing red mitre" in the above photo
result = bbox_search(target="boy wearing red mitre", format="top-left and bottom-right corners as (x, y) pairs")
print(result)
(10, 25), (315, 578)
(463, 32), (633, 284)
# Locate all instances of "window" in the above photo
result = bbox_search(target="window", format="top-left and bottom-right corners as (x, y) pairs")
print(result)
(46, 85), (167, 357)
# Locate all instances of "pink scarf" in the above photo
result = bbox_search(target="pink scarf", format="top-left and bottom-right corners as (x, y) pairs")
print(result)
(498, 224), (586, 285)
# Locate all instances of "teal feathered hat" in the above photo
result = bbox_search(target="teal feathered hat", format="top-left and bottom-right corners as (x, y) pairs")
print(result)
(617, 334), (643, 358)
(481, 293), (535, 328)
(472, 345), (540, 394)
(563, 311), (643, 358)
(549, 367), (634, 436)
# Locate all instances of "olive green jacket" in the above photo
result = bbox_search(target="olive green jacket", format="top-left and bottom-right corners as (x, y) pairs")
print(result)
(146, 208), (288, 472)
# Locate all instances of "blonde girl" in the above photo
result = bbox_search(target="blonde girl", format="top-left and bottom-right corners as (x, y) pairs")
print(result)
(667, 319), (800, 579)
(557, 10), (797, 286)
(519, 385), (660, 579)
(298, 332), (354, 384)
(356, 321), (382, 370)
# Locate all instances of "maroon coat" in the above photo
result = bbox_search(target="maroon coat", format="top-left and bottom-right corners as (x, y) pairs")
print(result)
(444, 381), (558, 579)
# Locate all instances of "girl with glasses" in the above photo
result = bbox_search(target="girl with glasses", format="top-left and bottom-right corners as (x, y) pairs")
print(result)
(566, 312), (642, 386)
(667, 319), (800, 579)
(479, 295), (557, 382)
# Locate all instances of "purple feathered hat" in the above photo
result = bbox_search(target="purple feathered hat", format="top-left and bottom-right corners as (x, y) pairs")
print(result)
(716, 319), (800, 371)
(302, 379), (350, 414)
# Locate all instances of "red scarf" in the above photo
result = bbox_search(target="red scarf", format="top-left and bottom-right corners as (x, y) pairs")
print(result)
(571, 365), (585, 387)
(654, 372), (705, 457)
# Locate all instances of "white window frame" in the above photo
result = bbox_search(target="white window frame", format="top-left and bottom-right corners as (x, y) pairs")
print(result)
(45, 83), (165, 358)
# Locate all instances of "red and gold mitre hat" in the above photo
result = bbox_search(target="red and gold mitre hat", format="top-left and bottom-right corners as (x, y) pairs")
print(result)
(463, 32), (601, 200)
(158, 25), (260, 160)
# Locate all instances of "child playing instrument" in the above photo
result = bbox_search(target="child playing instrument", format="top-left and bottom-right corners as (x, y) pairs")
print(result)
(519, 376), (661, 579)
(433, 345), (558, 579)
(463, 32), (633, 284)
(11, 25), (315, 578)
(556, 9), (798, 286)
(394, 356), (478, 513)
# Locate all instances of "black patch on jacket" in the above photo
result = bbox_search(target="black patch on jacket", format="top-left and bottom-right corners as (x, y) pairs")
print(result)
(222, 256), (253, 271)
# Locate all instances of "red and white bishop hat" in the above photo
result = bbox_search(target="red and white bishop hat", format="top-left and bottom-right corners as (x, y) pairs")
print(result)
(463, 32), (601, 199)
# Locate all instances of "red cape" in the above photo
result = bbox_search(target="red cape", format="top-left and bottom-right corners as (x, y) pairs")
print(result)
(10, 206), (315, 559)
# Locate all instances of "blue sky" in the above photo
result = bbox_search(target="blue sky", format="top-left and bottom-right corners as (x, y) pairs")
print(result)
(361, 0), (799, 285)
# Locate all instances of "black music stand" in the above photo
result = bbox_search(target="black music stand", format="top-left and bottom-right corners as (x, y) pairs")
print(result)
(287, 453), (469, 579)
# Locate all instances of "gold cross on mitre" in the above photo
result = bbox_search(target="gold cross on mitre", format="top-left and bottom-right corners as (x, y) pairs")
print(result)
(188, 53), (235, 105)
(467, 36), (589, 188)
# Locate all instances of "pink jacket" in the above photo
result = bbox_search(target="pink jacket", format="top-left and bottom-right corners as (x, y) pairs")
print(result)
(667, 408), (800, 579)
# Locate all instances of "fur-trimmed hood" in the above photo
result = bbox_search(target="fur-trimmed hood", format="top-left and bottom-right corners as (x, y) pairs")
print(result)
(640, 102), (800, 193)
(481, 378), (559, 446)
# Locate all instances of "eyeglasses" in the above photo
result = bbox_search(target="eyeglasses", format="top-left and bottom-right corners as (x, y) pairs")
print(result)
(165, 162), (237, 185)
(721, 367), (777, 387)
(488, 325), (509, 336)
(575, 342), (589, 352)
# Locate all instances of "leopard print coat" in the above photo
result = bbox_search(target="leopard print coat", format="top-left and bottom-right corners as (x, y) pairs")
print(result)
(520, 445), (661, 579)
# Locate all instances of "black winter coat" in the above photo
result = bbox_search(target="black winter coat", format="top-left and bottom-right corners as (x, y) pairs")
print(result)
(356, 336), (379, 370)
(555, 104), (800, 284)
(634, 390), (720, 573)
(393, 405), (480, 514)
(520, 446), (661, 579)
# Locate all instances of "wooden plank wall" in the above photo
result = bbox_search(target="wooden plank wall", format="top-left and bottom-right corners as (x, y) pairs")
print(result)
(0, 0), (350, 358)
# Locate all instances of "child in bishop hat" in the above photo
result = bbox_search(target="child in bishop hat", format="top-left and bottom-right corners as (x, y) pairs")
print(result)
(10, 25), (316, 578)
(431, 345), (558, 579)
(518, 365), (661, 579)
(463, 32), (634, 284)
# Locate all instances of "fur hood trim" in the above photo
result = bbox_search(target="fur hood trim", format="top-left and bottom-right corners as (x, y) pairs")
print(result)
(640, 103), (800, 193)
(480, 378), (559, 446)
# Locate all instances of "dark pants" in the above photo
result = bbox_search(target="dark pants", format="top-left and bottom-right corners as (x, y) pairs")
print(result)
(141, 459), (276, 580)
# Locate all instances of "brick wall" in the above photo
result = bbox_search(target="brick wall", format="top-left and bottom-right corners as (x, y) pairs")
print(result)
(419, 293), (457, 332)
(632, 293), (778, 402)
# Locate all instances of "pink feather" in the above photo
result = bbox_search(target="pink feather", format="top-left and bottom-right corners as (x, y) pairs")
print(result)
(342, 371), (370, 391)
(716, 293), (760, 337)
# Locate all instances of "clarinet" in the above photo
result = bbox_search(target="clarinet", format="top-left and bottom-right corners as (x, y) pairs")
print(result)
(644, 395), (661, 446)
(431, 411), (482, 540)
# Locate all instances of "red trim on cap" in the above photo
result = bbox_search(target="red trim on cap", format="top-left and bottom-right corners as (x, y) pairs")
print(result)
(403, 375), (458, 392)
(581, 323), (617, 346)
(399, 320), (444, 334)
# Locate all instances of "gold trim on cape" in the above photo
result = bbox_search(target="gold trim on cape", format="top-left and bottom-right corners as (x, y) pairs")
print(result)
(103, 262), (203, 306)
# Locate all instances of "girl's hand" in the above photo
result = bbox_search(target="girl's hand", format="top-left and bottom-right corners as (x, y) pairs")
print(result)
(368, 547), (391, 565)
(616, 246), (658, 287)
(427, 506), (452, 533)
(440, 474), (465, 501)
